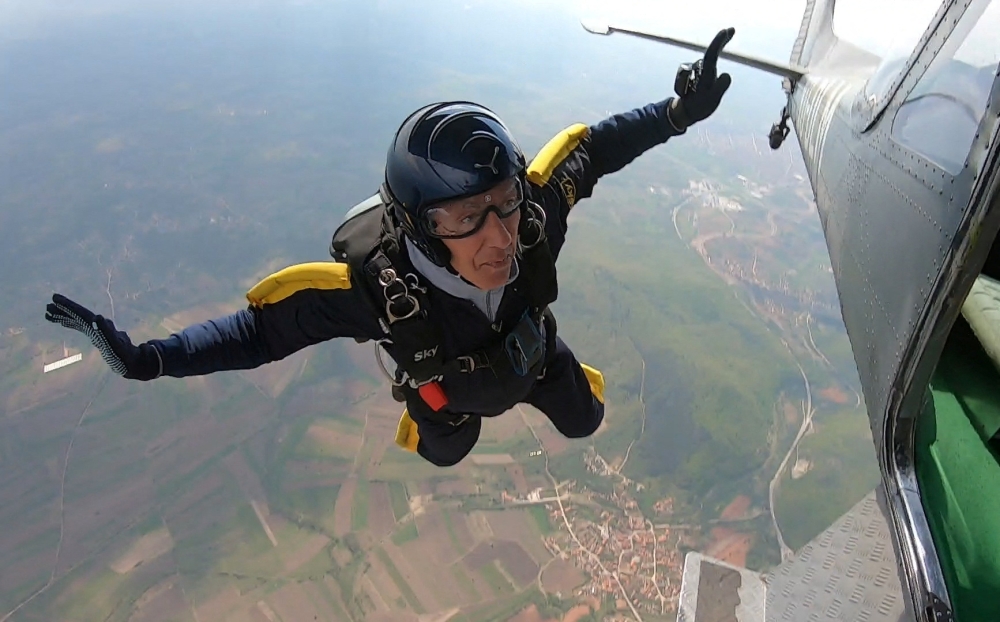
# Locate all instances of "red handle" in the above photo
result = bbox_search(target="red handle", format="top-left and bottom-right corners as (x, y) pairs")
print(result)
(418, 382), (448, 411)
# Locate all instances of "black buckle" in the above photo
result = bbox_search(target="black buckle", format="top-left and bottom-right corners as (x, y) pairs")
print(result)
(674, 59), (702, 97)
(457, 351), (490, 373)
(504, 310), (544, 376)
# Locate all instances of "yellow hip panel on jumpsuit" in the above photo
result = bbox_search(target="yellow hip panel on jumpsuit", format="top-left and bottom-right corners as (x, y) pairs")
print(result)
(395, 409), (421, 452)
(580, 363), (605, 404)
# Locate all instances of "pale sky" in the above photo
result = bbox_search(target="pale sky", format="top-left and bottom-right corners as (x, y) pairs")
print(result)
(4, 0), (996, 67)
(572, 0), (999, 66)
(0, 0), (938, 42)
(572, 0), (942, 56)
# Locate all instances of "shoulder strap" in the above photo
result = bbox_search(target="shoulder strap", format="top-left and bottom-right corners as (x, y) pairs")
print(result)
(518, 239), (558, 310)
(515, 200), (559, 310)
(329, 198), (397, 332)
(330, 197), (446, 382)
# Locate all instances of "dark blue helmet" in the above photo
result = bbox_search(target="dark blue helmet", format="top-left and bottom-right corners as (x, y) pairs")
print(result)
(381, 101), (527, 266)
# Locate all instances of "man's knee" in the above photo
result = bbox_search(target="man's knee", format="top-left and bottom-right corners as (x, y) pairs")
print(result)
(564, 361), (605, 438)
(417, 442), (467, 467)
(528, 339), (607, 439)
(410, 413), (481, 467)
(561, 394), (604, 439)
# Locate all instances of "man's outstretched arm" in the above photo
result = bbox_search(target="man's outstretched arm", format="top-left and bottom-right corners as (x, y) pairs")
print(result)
(526, 27), (735, 257)
(152, 286), (381, 377)
(45, 262), (383, 379)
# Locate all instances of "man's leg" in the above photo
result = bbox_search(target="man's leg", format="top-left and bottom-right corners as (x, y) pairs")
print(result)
(524, 337), (604, 438)
(407, 402), (482, 467)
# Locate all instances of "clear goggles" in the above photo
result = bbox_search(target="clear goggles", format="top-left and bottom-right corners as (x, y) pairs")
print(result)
(423, 177), (523, 239)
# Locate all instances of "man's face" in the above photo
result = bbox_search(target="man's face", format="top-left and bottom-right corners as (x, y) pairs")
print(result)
(429, 178), (522, 290)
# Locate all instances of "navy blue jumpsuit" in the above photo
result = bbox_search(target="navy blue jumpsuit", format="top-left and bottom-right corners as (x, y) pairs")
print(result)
(149, 99), (685, 466)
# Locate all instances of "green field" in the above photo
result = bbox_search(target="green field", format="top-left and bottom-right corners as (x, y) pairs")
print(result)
(528, 505), (553, 535)
(479, 561), (515, 595)
(441, 510), (467, 556)
(555, 201), (796, 498)
(388, 481), (410, 520)
(375, 548), (424, 614)
(449, 587), (563, 622)
(390, 521), (418, 546)
(351, 477), (370, 532)
(451, 564), (481, 601)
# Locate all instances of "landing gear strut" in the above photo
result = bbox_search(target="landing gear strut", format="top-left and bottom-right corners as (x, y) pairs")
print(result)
(769, 107), (790, 150)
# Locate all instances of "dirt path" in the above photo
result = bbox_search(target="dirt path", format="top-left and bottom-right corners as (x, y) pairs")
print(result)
(646, 519), (668, 615)
(617, 345), (646, 475)
(671, 196), (698, 241)
(768, 356), (813, 562)
(250, 500), (278, 547)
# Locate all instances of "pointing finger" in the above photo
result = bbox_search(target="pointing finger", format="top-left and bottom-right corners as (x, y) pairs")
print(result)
(703, 27), (735, 77)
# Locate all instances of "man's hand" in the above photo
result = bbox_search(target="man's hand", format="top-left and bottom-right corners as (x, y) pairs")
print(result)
(668, 27), (735, 131)
(44, 293), (162, 380)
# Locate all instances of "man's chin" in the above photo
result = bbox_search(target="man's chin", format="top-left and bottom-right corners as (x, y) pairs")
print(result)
(473, 264), (511, 290)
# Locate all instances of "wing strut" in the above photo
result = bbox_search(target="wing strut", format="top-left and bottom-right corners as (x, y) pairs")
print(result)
(581, 21), (807, 82)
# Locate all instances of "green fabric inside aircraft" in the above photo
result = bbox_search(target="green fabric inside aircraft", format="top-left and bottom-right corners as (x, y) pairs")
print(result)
(917, 311), (1000, 622)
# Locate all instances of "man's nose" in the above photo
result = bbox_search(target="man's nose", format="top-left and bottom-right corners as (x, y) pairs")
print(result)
(480, 210), (513, 247)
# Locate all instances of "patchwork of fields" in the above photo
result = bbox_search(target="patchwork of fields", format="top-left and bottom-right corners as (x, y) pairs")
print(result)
(0, 341), (587, 621)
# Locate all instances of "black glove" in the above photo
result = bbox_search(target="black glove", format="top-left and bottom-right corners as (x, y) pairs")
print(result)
(667, 27), (735, 131)
(44, 293), (162, 380)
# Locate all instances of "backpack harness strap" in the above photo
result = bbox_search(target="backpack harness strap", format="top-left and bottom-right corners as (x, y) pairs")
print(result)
(331, 196), (557, 418)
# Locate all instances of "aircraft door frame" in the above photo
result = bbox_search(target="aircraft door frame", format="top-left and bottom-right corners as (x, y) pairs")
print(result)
(859, 1), (1000, 619)
(833, 1), (1000, 619)
(890, 66), (1000, 622)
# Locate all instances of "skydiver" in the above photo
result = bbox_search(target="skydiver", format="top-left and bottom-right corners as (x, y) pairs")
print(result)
(44, 28), (736, 467)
